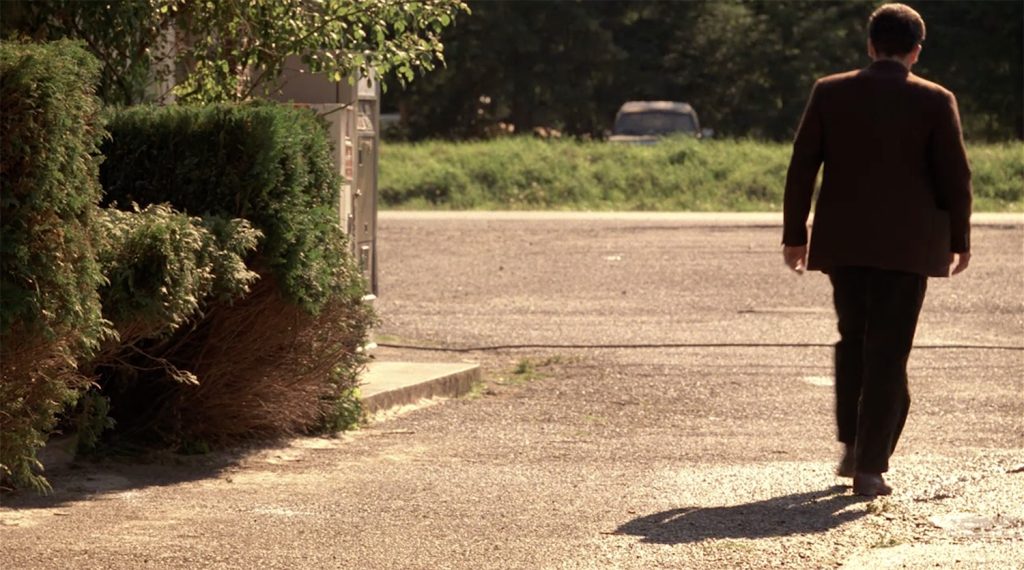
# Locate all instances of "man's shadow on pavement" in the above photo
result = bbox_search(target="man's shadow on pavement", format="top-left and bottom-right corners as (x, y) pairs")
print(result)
(615, 485), (867, 544)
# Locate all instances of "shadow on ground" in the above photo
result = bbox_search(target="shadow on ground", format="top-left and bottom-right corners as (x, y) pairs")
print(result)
(616, 485), (868, 544)
(1, 447), (250, 511)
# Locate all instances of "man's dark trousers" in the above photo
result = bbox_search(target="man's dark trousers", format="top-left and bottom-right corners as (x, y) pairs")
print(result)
(829, 266), (928, 475)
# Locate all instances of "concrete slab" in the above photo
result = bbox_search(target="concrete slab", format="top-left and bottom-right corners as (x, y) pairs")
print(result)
(360, 361), (480, 414)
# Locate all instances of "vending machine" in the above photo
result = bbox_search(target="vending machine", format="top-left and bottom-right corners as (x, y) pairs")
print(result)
(353, 76), (379, 296)
(271, 59), (379, 296)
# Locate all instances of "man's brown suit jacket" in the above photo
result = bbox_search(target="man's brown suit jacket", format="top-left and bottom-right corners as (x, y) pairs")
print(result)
(783, 59), (972, 278)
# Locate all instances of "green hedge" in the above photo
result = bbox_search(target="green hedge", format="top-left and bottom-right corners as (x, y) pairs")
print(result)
(0, 40), (109, 492)
(95, 204), (261, 349)
(380, 137), (1024, 212)
(97, 103), (373, 449)
(68, 204), (260, 451)
(1, 46), (373, 491)
(101, 103), (351, 313)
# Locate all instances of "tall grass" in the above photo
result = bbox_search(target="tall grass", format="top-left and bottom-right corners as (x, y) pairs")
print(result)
(380, 137), (1023, 212)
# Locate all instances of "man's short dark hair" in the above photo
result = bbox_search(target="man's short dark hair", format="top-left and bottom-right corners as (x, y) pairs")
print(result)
(868, 3), (926, 56)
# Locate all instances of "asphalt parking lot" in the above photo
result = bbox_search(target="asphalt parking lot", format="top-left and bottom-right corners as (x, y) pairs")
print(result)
(2, 213), (1021, 569)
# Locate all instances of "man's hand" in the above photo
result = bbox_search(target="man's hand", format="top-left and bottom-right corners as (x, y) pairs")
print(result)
(950, 251), (971, 275)
(783, 245), (808, 274)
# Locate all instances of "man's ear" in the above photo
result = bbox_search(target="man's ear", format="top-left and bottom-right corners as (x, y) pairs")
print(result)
(910, 43), (922, 64)
(867, 38), (877, 59)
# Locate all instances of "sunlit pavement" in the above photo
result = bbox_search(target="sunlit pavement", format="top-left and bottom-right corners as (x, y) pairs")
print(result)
(3, 214), (1021, 569)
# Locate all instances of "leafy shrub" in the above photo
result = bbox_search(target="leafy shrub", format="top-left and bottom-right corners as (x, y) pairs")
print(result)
(0, 40), (109, 492)
(100, 103), (351, 313)
(97, 104), (374, 448)
(86, 204), (260, 394)
(85, 205), (370, 448)
(968, 143), (1024, 206)
(380, 137), (1024, 212)
(91, 253), (372, 447)
(136, 273), (373, 446)
(95, 204), (261, 345)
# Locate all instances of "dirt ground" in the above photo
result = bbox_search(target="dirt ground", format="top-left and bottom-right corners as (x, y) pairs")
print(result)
(2, 214), (1022, 569)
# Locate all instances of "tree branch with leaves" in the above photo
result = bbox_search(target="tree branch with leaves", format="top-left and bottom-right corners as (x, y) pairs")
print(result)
(1, 0), (467, 105)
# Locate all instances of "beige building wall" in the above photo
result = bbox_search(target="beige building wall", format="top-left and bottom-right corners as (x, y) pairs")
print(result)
(270, 56), (359, 105)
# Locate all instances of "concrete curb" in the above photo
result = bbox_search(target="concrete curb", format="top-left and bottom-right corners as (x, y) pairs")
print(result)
(34, 362), (481, 473)
(360, 361), (481, 414)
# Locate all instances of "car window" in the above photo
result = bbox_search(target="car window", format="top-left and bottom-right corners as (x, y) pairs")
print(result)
(613, 112), (696, 136)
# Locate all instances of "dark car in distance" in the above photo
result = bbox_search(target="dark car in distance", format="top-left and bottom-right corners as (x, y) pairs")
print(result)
(609, 101), (703, 144)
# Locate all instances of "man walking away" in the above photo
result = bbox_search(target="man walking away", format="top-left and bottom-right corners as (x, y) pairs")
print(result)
(781, 3), (972, 496)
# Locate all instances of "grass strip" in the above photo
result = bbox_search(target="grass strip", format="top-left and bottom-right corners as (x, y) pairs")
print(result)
(381, 137), (1022, 212)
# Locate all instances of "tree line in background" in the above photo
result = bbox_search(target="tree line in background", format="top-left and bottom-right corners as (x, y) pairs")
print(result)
(388, 0), (1024, 141)
(3, 0), (1017, 141)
